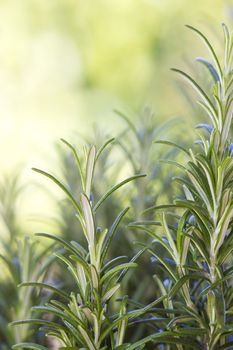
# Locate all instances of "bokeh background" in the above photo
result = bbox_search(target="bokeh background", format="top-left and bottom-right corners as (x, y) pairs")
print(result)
(0, 1), (233, 348)
(0, 1), (228, 237)
(0, 0), (231, 240)
(1, 0), (231, 168)
(0, 0), (232, 234)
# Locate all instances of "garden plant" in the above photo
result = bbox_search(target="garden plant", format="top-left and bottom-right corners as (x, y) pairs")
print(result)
(131, 23), (233, 349)
(3, 23), (233, 349)
(0, 176), (54, 349)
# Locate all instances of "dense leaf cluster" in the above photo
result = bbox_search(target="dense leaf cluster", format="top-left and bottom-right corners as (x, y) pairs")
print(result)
(2, 24), (233, 350)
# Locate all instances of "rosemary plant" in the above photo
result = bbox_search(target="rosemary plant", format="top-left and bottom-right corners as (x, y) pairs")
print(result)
(52, 118), (182, 344)
(132, 24), (233, 349)
(11, 139), (147, 349)
(55, 132), (120, 245)
(9, 21), (233, 350)
(0, 175), (52, 349)
(115, 108), (186, 330)
(115, 108), (183, 220)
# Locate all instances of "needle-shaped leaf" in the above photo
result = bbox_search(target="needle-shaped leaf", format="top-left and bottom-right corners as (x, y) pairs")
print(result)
(126, 331), (202, 349)
(102, 283), (121, 303)
(154, 140), (190, 156)
(35, 232), (81, 256)
(85, 145), (96, 198)
(10, 318), (66, 331)
(81, 193), (95, 245)
(12, 344), (48, 350)
(18, 282), (70, 300)
(100, 263), (137, 284)
(60, 138), (85, 189)
(196, 57), (220, 82)
(101, 207), (129, 263)
(78, 325), (97, 350)
(95, 137), (115, 162)
(171, 68), (218, 126)
(93, 174), (146, 211)
(186, 24), (222, 80)
(222, 23), (230, 67)
(32, 167), (81, 215)
(31, 305), (80, 326)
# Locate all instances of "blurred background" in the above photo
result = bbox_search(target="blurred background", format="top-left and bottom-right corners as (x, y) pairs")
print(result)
(0, 0), (233, 348)
(0, 0), (230, 168)
(0, 0), (231, 232)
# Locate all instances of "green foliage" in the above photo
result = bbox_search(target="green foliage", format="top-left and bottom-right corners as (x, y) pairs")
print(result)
(6, 23), (233, 350)
(53, 110), (182, 328)
(0, 175), (53, 349)
(11, 141), (148, 349)
(132, 24), (233, 349)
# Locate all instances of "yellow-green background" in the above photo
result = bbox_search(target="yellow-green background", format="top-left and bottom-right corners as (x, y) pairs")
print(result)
(0, 0), (231, 233)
